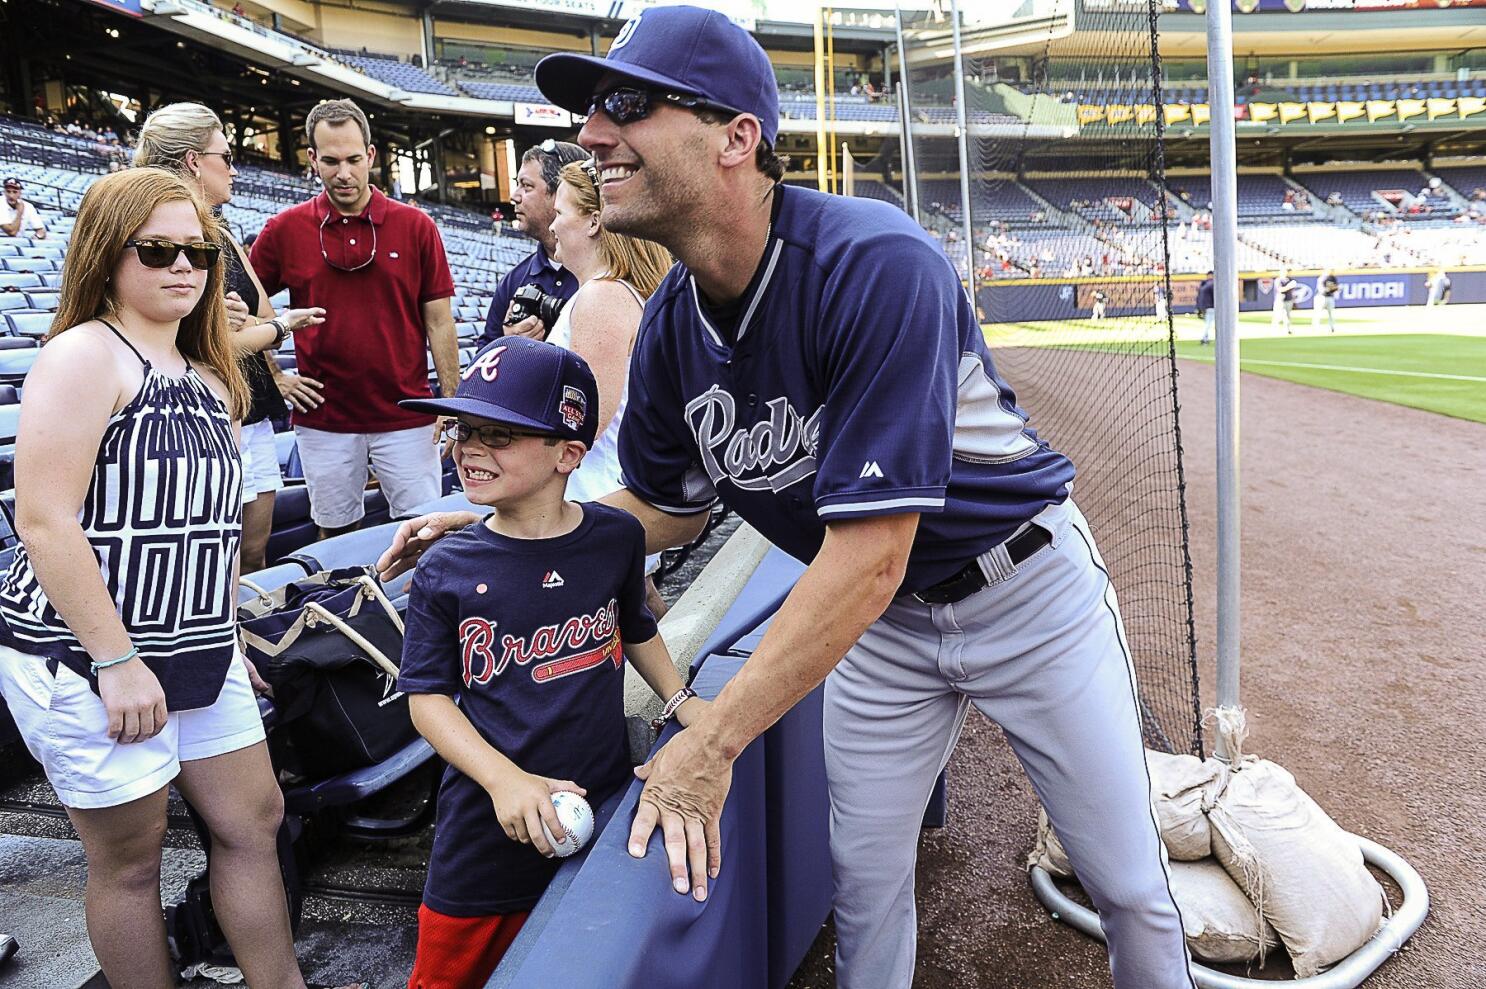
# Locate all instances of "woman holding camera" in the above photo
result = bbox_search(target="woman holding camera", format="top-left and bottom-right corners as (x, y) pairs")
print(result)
(0, 168), (360, 989)
(134, 102), (326, 573)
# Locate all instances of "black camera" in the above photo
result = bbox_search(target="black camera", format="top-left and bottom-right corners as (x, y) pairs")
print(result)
(505, 284), (566, 332)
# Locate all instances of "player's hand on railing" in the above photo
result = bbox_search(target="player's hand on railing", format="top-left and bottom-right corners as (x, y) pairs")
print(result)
(629, 726), (730, 902)
(97, 659), (168, 744)
(375, 511), (484, 582)
(489, 771), (586, 858)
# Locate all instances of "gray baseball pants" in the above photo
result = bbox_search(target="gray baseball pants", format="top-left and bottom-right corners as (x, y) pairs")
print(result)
(824, 498), (1195, 989)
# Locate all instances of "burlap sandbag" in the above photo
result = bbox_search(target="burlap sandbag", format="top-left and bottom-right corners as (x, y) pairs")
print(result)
(1029, 811), (1279, 965)
(1147, 749), (1229, 861)
(1169, 858), (1279, 964)
(1028, 807), (1074, 878)
(1207, 713), (1385, 976)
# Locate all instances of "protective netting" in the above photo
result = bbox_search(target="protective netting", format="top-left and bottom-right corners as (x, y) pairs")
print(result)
(895, 1), (1202, 756)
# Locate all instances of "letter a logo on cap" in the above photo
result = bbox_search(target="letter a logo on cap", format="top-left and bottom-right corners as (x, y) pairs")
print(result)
(611, 12), (642, 50)
(464, 345), (507, 382)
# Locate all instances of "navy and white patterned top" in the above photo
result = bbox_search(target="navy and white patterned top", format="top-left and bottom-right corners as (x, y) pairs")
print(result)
(0, 321), (244, 711)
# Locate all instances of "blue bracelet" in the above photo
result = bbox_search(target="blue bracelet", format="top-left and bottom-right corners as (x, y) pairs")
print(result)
(90, 647), (139, 676)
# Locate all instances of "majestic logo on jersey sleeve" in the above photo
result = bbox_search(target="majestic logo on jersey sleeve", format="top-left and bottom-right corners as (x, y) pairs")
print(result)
(684, 386), (822, 493)
(459, 600), (623, 686)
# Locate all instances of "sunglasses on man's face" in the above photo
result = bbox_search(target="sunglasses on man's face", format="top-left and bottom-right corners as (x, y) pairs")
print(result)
(443, 420), (554, 448)
(123, 239), (221, 270)
(586, 86), (744, 126)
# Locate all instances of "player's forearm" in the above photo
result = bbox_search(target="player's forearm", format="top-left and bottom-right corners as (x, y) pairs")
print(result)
(625, 635), (687, 704)
(408, 693), (522, 791)
(600, 488), (709, 554)
(694, 515), (915, 761)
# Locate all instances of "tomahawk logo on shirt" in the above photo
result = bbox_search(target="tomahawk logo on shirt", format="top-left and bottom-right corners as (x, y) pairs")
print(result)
(458, 600), (623, 686)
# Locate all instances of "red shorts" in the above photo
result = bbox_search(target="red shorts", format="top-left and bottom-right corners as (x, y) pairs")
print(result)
(407, 903), (529, 989)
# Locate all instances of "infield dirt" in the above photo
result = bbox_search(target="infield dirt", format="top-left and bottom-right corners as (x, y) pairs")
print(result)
(788, 352), (1485, 988)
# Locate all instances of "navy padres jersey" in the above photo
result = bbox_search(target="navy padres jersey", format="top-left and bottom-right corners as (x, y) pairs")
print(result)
(399, 502), (657, 915)
(619, 183), (1075, 594)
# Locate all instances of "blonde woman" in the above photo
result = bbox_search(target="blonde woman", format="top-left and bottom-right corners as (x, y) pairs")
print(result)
(547, 158), (672, 503)
(134, 102), (326, 572)
(546, 159), (674, 615)
(0, 169), (360, 989)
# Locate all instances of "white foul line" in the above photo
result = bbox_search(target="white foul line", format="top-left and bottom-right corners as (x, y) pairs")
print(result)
(1184, 355), (1486, 383)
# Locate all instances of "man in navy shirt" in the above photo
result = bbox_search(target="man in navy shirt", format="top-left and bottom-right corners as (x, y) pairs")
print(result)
(383, 8), (1195, 988)
(478, 140), (587, 346)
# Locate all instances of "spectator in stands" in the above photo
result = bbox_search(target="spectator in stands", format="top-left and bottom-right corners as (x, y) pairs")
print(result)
(1091, 288), (1108, 320)
(1326, 191), (1344, 208)
(0, 167), (363, 989)
(1197, 271), (1215, 345)
(1313, 269), (1339, 333)
(134, 101), (327, 573)
(1271, 269), (1297, 333)
(547, 158), (676, 616)
(1, 178), (48, 239)
(252, 98), (459, 539)
(476, 139), (588, 347)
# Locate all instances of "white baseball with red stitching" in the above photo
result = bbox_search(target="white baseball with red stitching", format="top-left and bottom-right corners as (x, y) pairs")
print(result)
(542, 791), (595, 858)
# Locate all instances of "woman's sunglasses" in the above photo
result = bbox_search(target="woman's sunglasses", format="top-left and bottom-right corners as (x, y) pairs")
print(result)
(123, 239), (221, 270)
(586, 85), (745, 126)
(442, 420), (554, 448)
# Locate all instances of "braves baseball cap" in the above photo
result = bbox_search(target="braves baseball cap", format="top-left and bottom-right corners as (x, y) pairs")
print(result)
(399, 337), (600, 447)
(2, 178), (20, 189)
(535, 4), (780, 147)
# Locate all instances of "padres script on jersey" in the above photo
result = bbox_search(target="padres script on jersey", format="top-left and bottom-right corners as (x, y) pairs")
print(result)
(619, 183), (1076, 594)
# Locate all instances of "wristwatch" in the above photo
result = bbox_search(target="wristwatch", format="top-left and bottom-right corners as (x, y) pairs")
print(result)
(651, 686), (698, 734)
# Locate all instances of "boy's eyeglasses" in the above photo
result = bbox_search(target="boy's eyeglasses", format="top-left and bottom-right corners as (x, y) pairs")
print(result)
(586, 85), (744, 126)
(443, 420), (553, 448)
(123, 239), (221, 270)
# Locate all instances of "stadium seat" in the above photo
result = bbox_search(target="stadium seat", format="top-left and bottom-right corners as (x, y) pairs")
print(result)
(22, 292), (58, 312)
(0, 349), (36, 387)
(0, 295), (27, 313)
(6, 313), (51, 338)
(283, 518), (404, 573)
(0, 338), (36, 352)
(0, 273), (42, 290)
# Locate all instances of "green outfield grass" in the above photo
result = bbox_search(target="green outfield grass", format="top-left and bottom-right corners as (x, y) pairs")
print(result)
(984, 304), (1486, 424)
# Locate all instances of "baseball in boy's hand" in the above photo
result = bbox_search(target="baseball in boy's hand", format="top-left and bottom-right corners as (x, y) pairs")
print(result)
(542, 791), (595, 858)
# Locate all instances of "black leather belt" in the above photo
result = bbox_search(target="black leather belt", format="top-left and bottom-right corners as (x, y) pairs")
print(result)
(912, 525), (1053, 605)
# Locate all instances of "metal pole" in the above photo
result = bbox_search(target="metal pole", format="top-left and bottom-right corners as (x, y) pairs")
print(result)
(1207, 0), (1242, 758)
(813, 9), (829, 194)
(893, 7), (920, 224)
(949, 0), (977, 297)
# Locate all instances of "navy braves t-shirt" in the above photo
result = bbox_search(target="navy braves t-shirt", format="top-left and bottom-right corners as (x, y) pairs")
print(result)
(399, 502), (658, 916)
(618, 182), (1076, 594)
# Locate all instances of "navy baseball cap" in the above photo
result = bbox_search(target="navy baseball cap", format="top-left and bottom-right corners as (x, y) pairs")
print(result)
(400, 338), (600, 447)
(535, 5), (780, 147)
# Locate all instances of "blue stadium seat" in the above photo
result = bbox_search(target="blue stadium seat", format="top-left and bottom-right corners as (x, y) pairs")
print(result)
(22, 292), (57, 312)
(0, 274), (42, 290)
(0, 295), (27, 313)
(6, 313), (51, 338)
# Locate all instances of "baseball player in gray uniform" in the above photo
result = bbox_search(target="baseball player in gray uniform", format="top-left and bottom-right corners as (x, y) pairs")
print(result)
(379, 8), (1195, 988)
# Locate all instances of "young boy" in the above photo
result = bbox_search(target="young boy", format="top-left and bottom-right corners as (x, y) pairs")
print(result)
(395, 338), (706, 989)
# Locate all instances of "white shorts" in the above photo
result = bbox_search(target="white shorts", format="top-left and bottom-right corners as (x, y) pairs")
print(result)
(293, 424), (442, 528)
(0, 645), (267, 809)
(240, 418), (286, 503)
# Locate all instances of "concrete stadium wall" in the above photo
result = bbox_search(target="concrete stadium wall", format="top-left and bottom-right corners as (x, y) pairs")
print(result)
(977, 267), (1486, 323)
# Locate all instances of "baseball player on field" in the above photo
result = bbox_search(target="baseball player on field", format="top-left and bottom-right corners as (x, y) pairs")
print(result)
(378, 8), (1195, 988)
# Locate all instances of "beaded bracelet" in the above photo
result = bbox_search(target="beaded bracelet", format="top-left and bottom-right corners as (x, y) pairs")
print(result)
(90, 647), (139, 676)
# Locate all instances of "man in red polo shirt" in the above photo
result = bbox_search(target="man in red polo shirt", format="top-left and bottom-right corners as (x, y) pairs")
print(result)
(252, 99), (459, 537)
